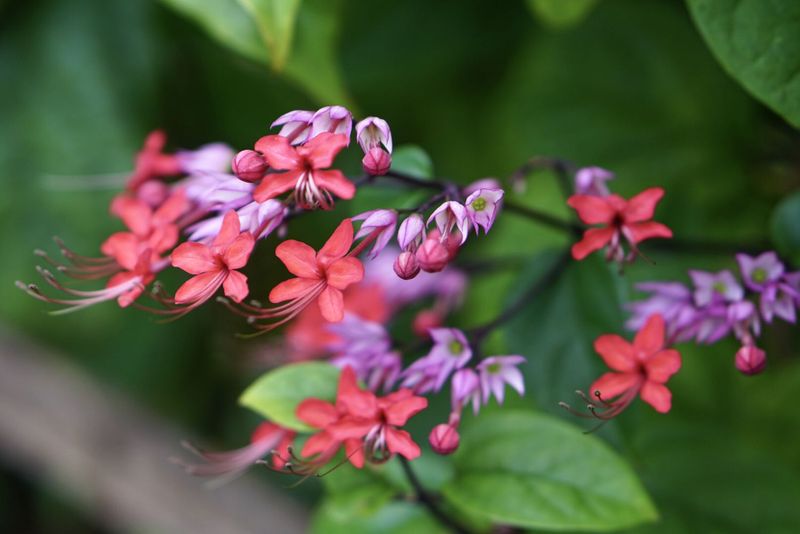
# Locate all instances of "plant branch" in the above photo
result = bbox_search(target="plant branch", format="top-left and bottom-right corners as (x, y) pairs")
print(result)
(398, 457), (471, 534)
(502, 200), (582, 235)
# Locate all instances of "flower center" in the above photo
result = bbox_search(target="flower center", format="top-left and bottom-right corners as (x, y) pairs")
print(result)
(471, 197), (487, 212)
(712, 281), (727, 294)
(752, 267), (767, 284)
(487, 362), (501, 374)
(448, 340), (463, 355)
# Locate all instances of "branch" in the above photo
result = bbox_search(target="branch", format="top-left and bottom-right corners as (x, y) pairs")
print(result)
(398, 457), (472, 534)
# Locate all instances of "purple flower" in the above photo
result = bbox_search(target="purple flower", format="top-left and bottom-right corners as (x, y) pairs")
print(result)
(326, 313), (391, 358)
(310, 106), (352, 140)
(182, 172), (254, 212)
(271, 109), (314, 145)
(476, 355), (525, 404)
(465, 188), (504, 234)
(626, 282), (697, 343)
(451, 368), (481, 415)
(689, 269), (744, 307)
(353, 209), (397, 259)
(737, 252), (784, 291)
(397, 214), (426, 251)
(401, 328), (472, 393)
(574, 166), (614, 196)
(176, 143), (235, 174)
(355, 117), (392, 154)
(428, 201), (470, 245)
(187, 200), (285, 242)
(728, 300), (761, 343)
(737, 252), (798, 323)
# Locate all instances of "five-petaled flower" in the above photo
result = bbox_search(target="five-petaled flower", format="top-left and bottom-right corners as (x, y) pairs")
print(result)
(297, 366), (427, 469)
(567, 187), (672, 263)
(171, 210), (255, 306)
(253, 132), (355, 210)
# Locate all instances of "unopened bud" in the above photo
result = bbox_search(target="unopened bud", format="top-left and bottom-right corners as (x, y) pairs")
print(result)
(443, 231), (462, 260)
(394, 251), (420, 280)
(735, 345), (766, 376)
(413, 309), (442, 337)
(136, 180), (168, 208)
(232, 150), (267, 182)
(429, 424), (459, 455)
(362, 147), (391, 176)
(416, 238), (450, 273)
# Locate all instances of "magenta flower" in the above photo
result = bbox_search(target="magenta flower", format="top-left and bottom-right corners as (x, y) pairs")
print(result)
(476, 355), (526, 404)
(626, 281), (698, 343)
(183, 172), (253, 212)
(310, 105), (353, 140)
(689, 269), (744, 307)
(465, 188), (504, 234)
(353, 209), (398, 260)
(574, 166), (614, 196)
(428, 201), (470, 245)
(271, 109), (314, 145)
(451, 368), (481, 415)
(401, 328), (472, 393)
(737, 252), (798, 323)
(735, 345), (766, 376)
(187, 200), (287, 243)
(355, 117), (393, 154)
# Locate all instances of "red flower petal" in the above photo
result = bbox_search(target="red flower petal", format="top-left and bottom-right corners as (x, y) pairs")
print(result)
(318, 286), (344, 322)
(101, 232), (141, 271)
(645, 349), (682, 383)
(593, 335), (637, 372)
(336, 367), (378, 419)
(115, 197), (153, 236)
(222, 270), (249, 303)
(174, 271), (224, 304)
(268, 277), (321, 303)
(171, 242), (216, 275)
(149, 224), (179, 255)
(383, 396), (428, 427)
(313, 169), (356, 200)
(301, 430), (337, 457)
(255, 135), (303, 170)
(589, 372), (640, 401)
(571, 227), (615, 260)
(317, 219), (354, 266)
(624, 221), (673, 244)
(328, 417), (376, 440)
(567, 194), (617, 225)
(344, 438), (365, 468)
(325, 257), (364, 290)
(212, 211), (241, 247)
(296, 398), (339, 429)
(385, 428), (421, 460)
(640, 381), (672, 413)
(623, 187), (664, 223)
(633, 314), (665, 356)
(297, 132), (348, 169)
(275, 240), (320, 279)
(152, 189), (189, 225)
(222, 233), (255, 270)
(253, 170), (302, 203)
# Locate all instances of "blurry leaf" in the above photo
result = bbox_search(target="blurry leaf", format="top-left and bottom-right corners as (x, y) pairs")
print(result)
(239, 361), (339, 431)
(237, 0), (301, 71)
(686, 0), (800, 127)
(441, 409), (657, 530)
(527, 0), (598, 29)
(316, 466), (399, 526)
(771, 191), (800, 264)
(312, 499), (448, 534)
(504, 251), (625, 414)
(391, 145), (434, 179)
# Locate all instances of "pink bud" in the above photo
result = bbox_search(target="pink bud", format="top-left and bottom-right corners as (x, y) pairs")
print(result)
(429, 424), (459, 455)
(394, 251), (420, 280)
(416, 238), (450, 273)
(136, 180), (168, 208)
(735, 345), (766, 376)
(413, 309), (442, 337)
(232, 150), (267, 183)
(443, 231), (462, 260)
(362, 147), (391, 176)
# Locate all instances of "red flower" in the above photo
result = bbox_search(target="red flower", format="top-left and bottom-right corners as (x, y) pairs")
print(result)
(269, 218), (364, 323)
(127, 130), (181, 191)
(296, 366), (428, 469)
(253, 132), (355, 210)
(567, 187), (672, 262)
(589, 314), (682, 417)
(171, 211), (255, 306)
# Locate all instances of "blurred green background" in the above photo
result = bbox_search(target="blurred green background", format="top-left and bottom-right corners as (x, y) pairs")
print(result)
(1, 0), (799, 532)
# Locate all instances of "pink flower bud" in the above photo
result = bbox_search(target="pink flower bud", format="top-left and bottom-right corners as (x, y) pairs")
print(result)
(397, 214), (425, 251)
(136, 180), (168, 208)
(362, 147), (392, 176)
(416, 238), (450, 273)
(413, 309), (442, 337)
(735, 345), (766, 376)
(232, 150), (267, 182)
(429, 424), (459, 455)
(394, 251), (420, 280)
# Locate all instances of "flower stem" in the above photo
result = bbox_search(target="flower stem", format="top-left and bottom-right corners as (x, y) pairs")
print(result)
(502, 200), (582, 235)
(398, 457), (472, 534)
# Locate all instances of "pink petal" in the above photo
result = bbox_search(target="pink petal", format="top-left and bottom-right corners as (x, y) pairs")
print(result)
(268, 277), (321, 303)
(212, 211), (241, 247)
(255, 135), (303, 170)
(222, 270), (249, 303)
(116, 197), (153, 236)
(328, 417), (376, 440)
(153, 189), (189, 225)
(325, 257), (364, 290)
(301, 431), (337, 457)
(385, 428), (421, 460)
(171, 242), (216, 275)
(148, 224), (179, 255)
(645, 349), (682, 383)
(625, 221), (673, 244)
(633, 314), (665, 356)
(253, 170), (302, 202)
(101, 232), (141, 271)
(593, 335), (637, 372)
(571, 227), (615, 260)
(275, 240), (320, 278)
(318, 219), (354, 266)
(640, 381), (672, 413)
(344, 438), (365, 468)
(318, 286), (344, 322)
(296, 399), (339, 429)
(174, 271), (223, 304)
(313, 170), (356, 200)
(298, 132), (348, 168)
(383, 396), (428, 426)
(567, 195), (617, 225)
(222, 233), (255, 270)
(589, 372), (640, 400)
(623, 187), (664, 223)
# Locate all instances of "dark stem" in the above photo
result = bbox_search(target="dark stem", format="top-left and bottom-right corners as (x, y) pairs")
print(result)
(502, 200), (582, 235)
(507, 156), (576, 201)
(398, 457), (471, 534)
(382, 170), (448, 191)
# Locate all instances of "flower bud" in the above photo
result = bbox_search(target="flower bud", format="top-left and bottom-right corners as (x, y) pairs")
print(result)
(136, 180), (168, 208)
(394, 251), (420, 280)
(397, 214), (425, 251)
(416, 238), (450, 273)
(413, 309), (442, 337)
(362, 147), (392, 176)
(735, 345), (766, 376)
(429, 424), (459, 455)
(232, 150), (267, 183)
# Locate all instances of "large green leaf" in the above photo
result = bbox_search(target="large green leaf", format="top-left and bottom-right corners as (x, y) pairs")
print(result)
(527, 0), (598, 29)
(686, 0), (800, 127)
(771, 190), (800, 264)
(441, 410), (657, 531)
(239, 361), (340, 431)
(237, 0), (301, 71)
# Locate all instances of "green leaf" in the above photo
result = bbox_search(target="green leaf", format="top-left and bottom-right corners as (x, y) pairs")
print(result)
(237, 0), (301, 71)
(527, 0), (598, 29)
(686, 0), (800, 127)
(442, 410), (657, 531)
(771, 191), (800, 264)
(391, 145), (434, 179)
(239, 361), (340, 431)
(312, 500), (449, 534)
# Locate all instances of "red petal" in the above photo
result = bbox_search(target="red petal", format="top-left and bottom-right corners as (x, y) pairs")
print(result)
(171, 242), (216, 274)
(148, 224), (179, 254)
(268, 277), (321, 303)
(255, 135), (303, 170)
(153, 189), (189, 225)
(385, 428), (421, 460)
(313, 170), (356, 200)
(318, 219), (354, 266)
(174, 271), (223, 304)
(222, 270), (249, 303)
(383, 396), (428, 427)
(275, 240), (320, 278)
(296, 398), (339, 429)
(301, 431), (337, 457)
(640, 381), (672, 413)
(116, 197), (153, 236)
(567, 195), (617, 225)
(101, 232), (140, 271)
(623, 187), (664, 223)
(571, 227), (614, 260)
(212, 211), (241, 247)
(222, 233), (255, 270)
(625, 221), (672, 244)
(336, 366), (378, 418)
(318, 286), (344, 322)
(344, 438), (365, 468)
(328, 417), (376, 440)
(253, 170), (302, 202)
(298, 132), (348, 168)
(645, 349), (682, 383)
(589, 372), (640, 400)
(593, 335), (637, 372)
(325, 257), (364, 290)
(633, 314), (665, 356)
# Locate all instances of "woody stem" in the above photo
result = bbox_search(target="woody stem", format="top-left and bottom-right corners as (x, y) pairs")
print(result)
(398, 457), (472, 534)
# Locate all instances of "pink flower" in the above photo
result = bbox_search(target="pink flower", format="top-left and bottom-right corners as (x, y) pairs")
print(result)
(465, 188), (504, 234)
(401, 328), (472, 394)
(253, 133), (355, 210)
(451, 368), (481, 415)
(429, 423), (459, 455)
(310, 106), (353, 140)
(232, 149), (268, 182)
(476, 355), (526, 404)
(397, 214), (426, 251)
(126, 130), (182, 191)
(567, 187), (672, 262)
(271, 109), (314, 145)
(355, 117), (393, 154)
(171, 211), (255, 306)
(574, 167), (614, 196)
(735, 345), (766, 376)
(353, 209), (397, 259)
(428, 201), (470, 245)
(176, 143), (234, 175)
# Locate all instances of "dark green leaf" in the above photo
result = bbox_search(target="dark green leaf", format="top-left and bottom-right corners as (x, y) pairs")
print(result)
(237, 0), (301, 71)
(391, 145), (434, 179)
(771, 191), (800, 264)
(527, 0), (598, 29)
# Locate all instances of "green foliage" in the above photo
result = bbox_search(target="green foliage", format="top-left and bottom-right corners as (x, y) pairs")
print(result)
(771, 191), (800, 264)
(441, 409), (657, 531)
(239, 361), (340, 431)
(391, 145), (434, 179)
(237, 0), (301, 71)
(687, 0), (800, 127)
(527, 0), (599, 29)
